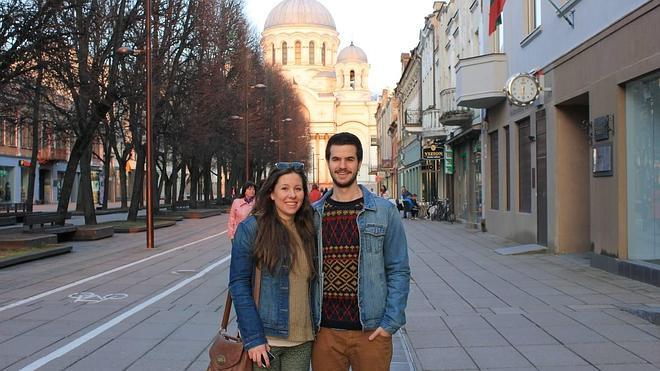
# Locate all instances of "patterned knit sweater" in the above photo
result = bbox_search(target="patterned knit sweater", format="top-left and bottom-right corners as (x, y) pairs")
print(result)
(320, 197), (364, 330)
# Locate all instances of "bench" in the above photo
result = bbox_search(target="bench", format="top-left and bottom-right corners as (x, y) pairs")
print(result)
(23, 213), (77, 242)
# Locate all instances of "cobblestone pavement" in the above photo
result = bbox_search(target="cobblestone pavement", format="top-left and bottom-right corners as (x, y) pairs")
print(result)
(1, 212), (659, 370)
(401, 219), (660, 371)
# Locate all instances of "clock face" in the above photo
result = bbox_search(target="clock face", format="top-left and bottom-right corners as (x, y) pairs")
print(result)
(507, 74), (540, 106)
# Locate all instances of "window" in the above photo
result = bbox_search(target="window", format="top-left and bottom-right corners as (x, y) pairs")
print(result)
(0, 122), (5, 146)
(6, 122), (16, 147)
(20, 126), (32, 149)
(309, 41), (315, 65)
(525, 0), (541, 34)
(349, 70), (355, 89)
(518, 118), (532, 212)
(505, 126), (511, 211)
(295, 41), (301, 64)
(321, 43), (326, 66)
(281, 42), (288, 65)
(490, 130), (499, 209)
(271, 43), (275, 65)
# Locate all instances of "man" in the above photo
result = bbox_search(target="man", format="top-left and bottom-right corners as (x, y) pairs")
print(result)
(309, 183), (322, 203)
(400, 186), (412, 219)
(311, 132), (410, 371)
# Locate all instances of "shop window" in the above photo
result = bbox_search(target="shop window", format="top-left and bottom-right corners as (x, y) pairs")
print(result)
(518, 118), (532, 213)
(490, 130), (499, 209)
(281, 42), (288, 65)
(626, 70), (660, 260)
(309, 41), (315, 64)
(295, 41), (301, 64)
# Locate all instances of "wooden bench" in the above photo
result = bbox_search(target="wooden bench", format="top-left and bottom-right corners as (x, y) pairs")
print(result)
(23, 213), (77, 242)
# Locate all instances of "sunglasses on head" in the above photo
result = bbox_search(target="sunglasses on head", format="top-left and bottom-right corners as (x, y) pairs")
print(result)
(274, 162), (305, 171)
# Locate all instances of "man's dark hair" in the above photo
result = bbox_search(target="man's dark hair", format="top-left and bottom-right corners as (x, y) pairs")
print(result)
(325, 132), (363, 162)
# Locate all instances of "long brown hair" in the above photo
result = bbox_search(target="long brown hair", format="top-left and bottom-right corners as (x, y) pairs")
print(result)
(252, 167), (316, 276)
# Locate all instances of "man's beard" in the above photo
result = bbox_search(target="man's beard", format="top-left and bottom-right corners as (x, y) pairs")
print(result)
(330, 169), (358, 188)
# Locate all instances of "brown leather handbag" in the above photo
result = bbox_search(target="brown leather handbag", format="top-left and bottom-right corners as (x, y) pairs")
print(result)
(208, 268), (261, 371)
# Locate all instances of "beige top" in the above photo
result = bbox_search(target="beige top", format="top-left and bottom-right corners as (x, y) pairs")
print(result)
(267, 221), (314, 347)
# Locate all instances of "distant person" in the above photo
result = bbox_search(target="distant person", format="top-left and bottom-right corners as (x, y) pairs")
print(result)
(410, 194), (420, 220)
(309, 183), (322, 203)
(4, 182), (10, 201)
(379, 185), (389, 198)
(401, 186), (412, 200)
(227, 181), (256, 241)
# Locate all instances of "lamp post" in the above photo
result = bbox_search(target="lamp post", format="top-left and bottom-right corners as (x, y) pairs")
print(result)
(277, 117), (292, 160)
(233, 83), (266, 182)
(117, 8), (154, 249)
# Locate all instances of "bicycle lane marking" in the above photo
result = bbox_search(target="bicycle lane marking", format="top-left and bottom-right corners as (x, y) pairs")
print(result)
(19, 254), (231, 371)
(0, 230), (227, 313)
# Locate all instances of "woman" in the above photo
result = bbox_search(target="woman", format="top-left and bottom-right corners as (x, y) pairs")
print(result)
(379, 185), (389, 198)
(228, 181), (256, 241)
(229, 162), (317, 370)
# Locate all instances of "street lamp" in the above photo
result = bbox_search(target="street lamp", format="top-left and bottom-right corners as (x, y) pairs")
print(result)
(235, 83), (266, 182)
(117, 31), (154, 250)
(277, 117), (292, 160)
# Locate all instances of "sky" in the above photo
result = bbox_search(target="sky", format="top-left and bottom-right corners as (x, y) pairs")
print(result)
(243, 0), (437, 96)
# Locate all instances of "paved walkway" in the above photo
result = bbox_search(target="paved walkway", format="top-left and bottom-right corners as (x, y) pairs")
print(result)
(400, 219), (660, 371)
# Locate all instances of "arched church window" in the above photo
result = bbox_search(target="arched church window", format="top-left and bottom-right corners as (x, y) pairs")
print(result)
(282, 41), (288, 65)
(309, 41), (315, 65)
(295, 41), (301, 64)
(350, 70), (355, 89)
(271, 43), (275, 65)
(321, 43), (326, 66)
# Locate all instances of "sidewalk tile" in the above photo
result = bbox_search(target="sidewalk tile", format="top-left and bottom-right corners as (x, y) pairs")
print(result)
(517, 344), (589, 367)
(538, 366), (598, 371)
(406, 330), (460, 349)
(543, 325), (610, 344)
(524, 311), (579, 327)
(453, 328), (509, 347)
(466, 346), (532, 369)
(497, 326), (559, 345)
(416, 347), (477, 370)
(567, 342), (646, 365)
(617, 341), (660, 363)
(443, 315), (491, 330)
(596, 365), (660, 371)
(482, 313), (534, 328)
(591, 324), (660, 342)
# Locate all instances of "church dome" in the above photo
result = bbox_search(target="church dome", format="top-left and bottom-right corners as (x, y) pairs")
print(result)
(337, 42), (368, 63)
(264, 0), (336, 30)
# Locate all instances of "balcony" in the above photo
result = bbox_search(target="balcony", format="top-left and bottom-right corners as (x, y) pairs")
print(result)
(438, 88), (474, 126)
(38, 147), (69, 163)
(403, 109), (423, 133)
(455, 53), (508, 108)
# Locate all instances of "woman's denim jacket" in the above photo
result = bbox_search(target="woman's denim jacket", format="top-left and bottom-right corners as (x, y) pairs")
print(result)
(228, 216), (320, 350)
(312, 185), (410, 334)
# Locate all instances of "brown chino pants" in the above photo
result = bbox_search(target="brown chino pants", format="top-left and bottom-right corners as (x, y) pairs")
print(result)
(311, 327), (393, 371)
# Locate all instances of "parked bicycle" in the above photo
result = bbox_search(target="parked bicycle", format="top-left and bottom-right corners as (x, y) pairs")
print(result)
(427, 198), (456, 223)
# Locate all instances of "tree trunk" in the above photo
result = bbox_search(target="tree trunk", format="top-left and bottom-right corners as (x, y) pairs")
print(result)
(127, 146), (145, 221)
(119, 161), (128, 208)
(56, 137), (87, 222)
(26, 68), (43, 212)
(178, 164), (186, 202)
(79, 140), (97, 224)
(102, 141), (111, 209)
(189, 158), (198, 208)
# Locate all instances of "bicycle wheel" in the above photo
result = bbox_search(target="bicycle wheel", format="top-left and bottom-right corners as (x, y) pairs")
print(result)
(448, 211), (456, 223)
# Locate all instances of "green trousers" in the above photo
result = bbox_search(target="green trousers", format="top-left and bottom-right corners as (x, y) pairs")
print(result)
(252, 341), (312, 371)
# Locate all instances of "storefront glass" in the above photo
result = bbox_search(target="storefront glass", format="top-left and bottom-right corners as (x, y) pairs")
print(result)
(626, 71), (660, 261)
(0, 166), (12, 202)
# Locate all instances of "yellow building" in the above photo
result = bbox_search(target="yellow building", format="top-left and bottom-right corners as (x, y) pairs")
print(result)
(261, 0), (378, 190)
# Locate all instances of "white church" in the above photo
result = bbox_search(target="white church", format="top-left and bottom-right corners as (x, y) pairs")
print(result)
(261, 0), (378, 190)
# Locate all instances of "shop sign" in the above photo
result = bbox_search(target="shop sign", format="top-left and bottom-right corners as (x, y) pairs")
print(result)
(444, 145), (454, 175)
(19, 160), (31, 167)
(0, 169), (7, 177)
(422, 143), (444, 160)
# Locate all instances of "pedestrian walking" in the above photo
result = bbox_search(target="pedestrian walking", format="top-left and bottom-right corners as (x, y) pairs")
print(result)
(228, 163), (317, 370)
(311, 132), (410, 371)
(309, 183), (322, 203)
(227, 181), (257, 241)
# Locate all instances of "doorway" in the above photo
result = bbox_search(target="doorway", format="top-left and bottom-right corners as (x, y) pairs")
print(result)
(536, 110), (548, 246)
(555, 94), (591, 253)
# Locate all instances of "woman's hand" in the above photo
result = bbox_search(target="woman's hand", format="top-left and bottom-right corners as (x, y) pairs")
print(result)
(248, 343), (271, 368)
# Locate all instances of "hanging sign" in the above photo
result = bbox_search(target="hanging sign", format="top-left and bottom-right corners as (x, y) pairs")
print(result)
(444, 145), (454, 175)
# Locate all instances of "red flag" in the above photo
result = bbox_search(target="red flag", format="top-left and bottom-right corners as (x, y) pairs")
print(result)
(488, 0), (506, 35)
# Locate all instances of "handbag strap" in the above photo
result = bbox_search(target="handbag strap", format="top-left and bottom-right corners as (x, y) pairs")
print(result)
(221, 266), (262, 331)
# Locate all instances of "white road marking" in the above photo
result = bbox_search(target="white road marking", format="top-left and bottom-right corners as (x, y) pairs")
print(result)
(0, 230), (227, 313)
(68, 292), (129, 303)
(20, 254), (231, 371)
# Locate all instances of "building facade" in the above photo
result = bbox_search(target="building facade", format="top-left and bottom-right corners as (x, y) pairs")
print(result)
(261, 0), (378, 190)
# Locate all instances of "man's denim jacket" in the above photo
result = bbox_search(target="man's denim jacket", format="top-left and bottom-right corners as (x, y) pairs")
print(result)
(312, 185), (411, 334)
(228, 216), (320, 350)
